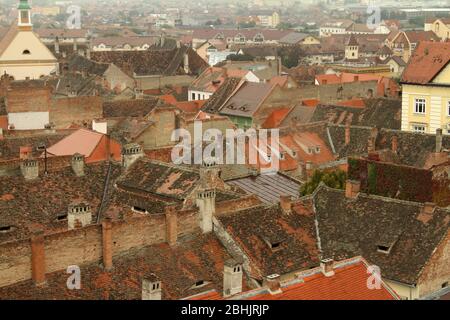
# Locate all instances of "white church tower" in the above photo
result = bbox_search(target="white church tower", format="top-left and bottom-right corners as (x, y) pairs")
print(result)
(0, 0), (58, 80)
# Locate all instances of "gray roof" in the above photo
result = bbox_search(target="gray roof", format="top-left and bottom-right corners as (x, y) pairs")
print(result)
(228, 173), (300, 204)
(279, 32), (308, 44)
(219, 81), (274, 118)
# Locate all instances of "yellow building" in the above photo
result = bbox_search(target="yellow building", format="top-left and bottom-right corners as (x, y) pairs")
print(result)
(400, 41), (450, 134)
(424, 18), (450, 41)
(0, 0), (58, 80)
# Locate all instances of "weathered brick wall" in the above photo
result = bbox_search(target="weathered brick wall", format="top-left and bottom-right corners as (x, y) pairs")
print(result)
(0, 207), (201, 288)
(216, 195), (261, 216)
(0, 240), (31, 287)
(50, 96), (102, 129)
(45, 225), (102, 274)
(177, 209), (199, 239)
(111, 214), (166, 255)
(6, 87), (51, 113)
(418, 231), (450, 297)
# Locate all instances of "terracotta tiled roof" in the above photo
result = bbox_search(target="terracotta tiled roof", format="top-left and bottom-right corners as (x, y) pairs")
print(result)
(262, 107), (292, 129)
(217, 202), (319, 279)
(401, 41), (450, 84)
(0, 161), (122, 243)
(246, 259), (398, 300)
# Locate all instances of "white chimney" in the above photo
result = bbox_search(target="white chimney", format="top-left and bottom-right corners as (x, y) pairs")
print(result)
(142, 275), (162, 300)
(223, 259), (243, 297)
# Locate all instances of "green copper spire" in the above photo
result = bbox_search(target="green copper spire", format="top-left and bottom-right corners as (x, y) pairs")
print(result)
(18, 0), (31, 10)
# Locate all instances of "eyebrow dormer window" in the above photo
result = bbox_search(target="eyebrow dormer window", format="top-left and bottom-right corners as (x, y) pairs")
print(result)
(22, 50), (31, 55)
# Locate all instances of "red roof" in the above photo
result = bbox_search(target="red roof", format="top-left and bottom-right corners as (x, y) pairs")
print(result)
(302, 99), (320, 107)
(262, 107), (292, 129)
(247, 260), (397, 300)
(190, 258), (398, 300)
(401, 41), (450, 84)
(336, 99), (366, 108)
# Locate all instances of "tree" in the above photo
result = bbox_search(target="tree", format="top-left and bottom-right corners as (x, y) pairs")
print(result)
(300, 169), (347, 196)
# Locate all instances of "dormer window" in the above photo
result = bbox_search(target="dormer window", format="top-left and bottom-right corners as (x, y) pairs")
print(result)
(132, 206), (147, 214)
(190, 280), (209, 289)
(22, 49), (30, 55)
(56, 213), (68, 221)
(0, 225), (15, 233)
(377, 245), (391, 254)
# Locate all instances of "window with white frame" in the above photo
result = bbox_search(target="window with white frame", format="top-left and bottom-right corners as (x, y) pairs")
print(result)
(412, 123), (426, 133)
(414, 98), (426, 114)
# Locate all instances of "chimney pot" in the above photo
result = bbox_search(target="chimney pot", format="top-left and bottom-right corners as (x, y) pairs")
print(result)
(279, 195), (292, 214)
(196, 189), (216, 233)
(320, 258), (335, 277)
(71, 153), (85, 177)
(223, 259), (243, 297)
(122, 143), (143, 168)
(68, 203), (92, 229)
(142, 275), (162, 300)
(345, 179), (360, 199)
(266, 274), (282, 295)
(20, 159), (39, 180)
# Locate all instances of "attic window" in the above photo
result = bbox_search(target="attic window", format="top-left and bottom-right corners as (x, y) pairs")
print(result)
(377, 245), (391, 254)
(442, 282), (448, 288)
(56, 213), (68, 221)
(22, 50), (31, 55)
(132, 206), (147, 214)
(191, 280), (209, 289)
(0, 225), (14, 233)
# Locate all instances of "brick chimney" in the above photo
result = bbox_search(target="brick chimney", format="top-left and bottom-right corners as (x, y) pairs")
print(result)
(345, 123), (351, 145)
(165, 206), (177, 246)
(142, 274), (162, 300)
(320, 258), (335, 277)
(102, 218), (113, 271)
(71, 153), (85, 177)
(223, 259), (243, 297)
(20, 159), (39, 180)
(19, 145), (32, 159)
(266, 274), (282, 295)
(436, 128), (443, 153)
(31, 229), (46, 286)
(68, 203), (92, 230)
(122, 143), (144, 168)
(345, 180), (360, 198)
(279, 195), (292, 214)
(391, 135), (398, 153)
(196, 189), (216, 233)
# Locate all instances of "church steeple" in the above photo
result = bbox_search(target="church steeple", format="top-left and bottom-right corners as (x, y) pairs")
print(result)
(18, 0), (32, 30)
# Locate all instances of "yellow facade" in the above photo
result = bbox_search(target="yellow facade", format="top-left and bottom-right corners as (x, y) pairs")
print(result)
(424, 19), (450, 41)
(401, 64), (450, 134)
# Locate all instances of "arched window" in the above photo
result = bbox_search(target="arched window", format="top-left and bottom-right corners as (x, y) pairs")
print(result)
(22, 49), (31, 55)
